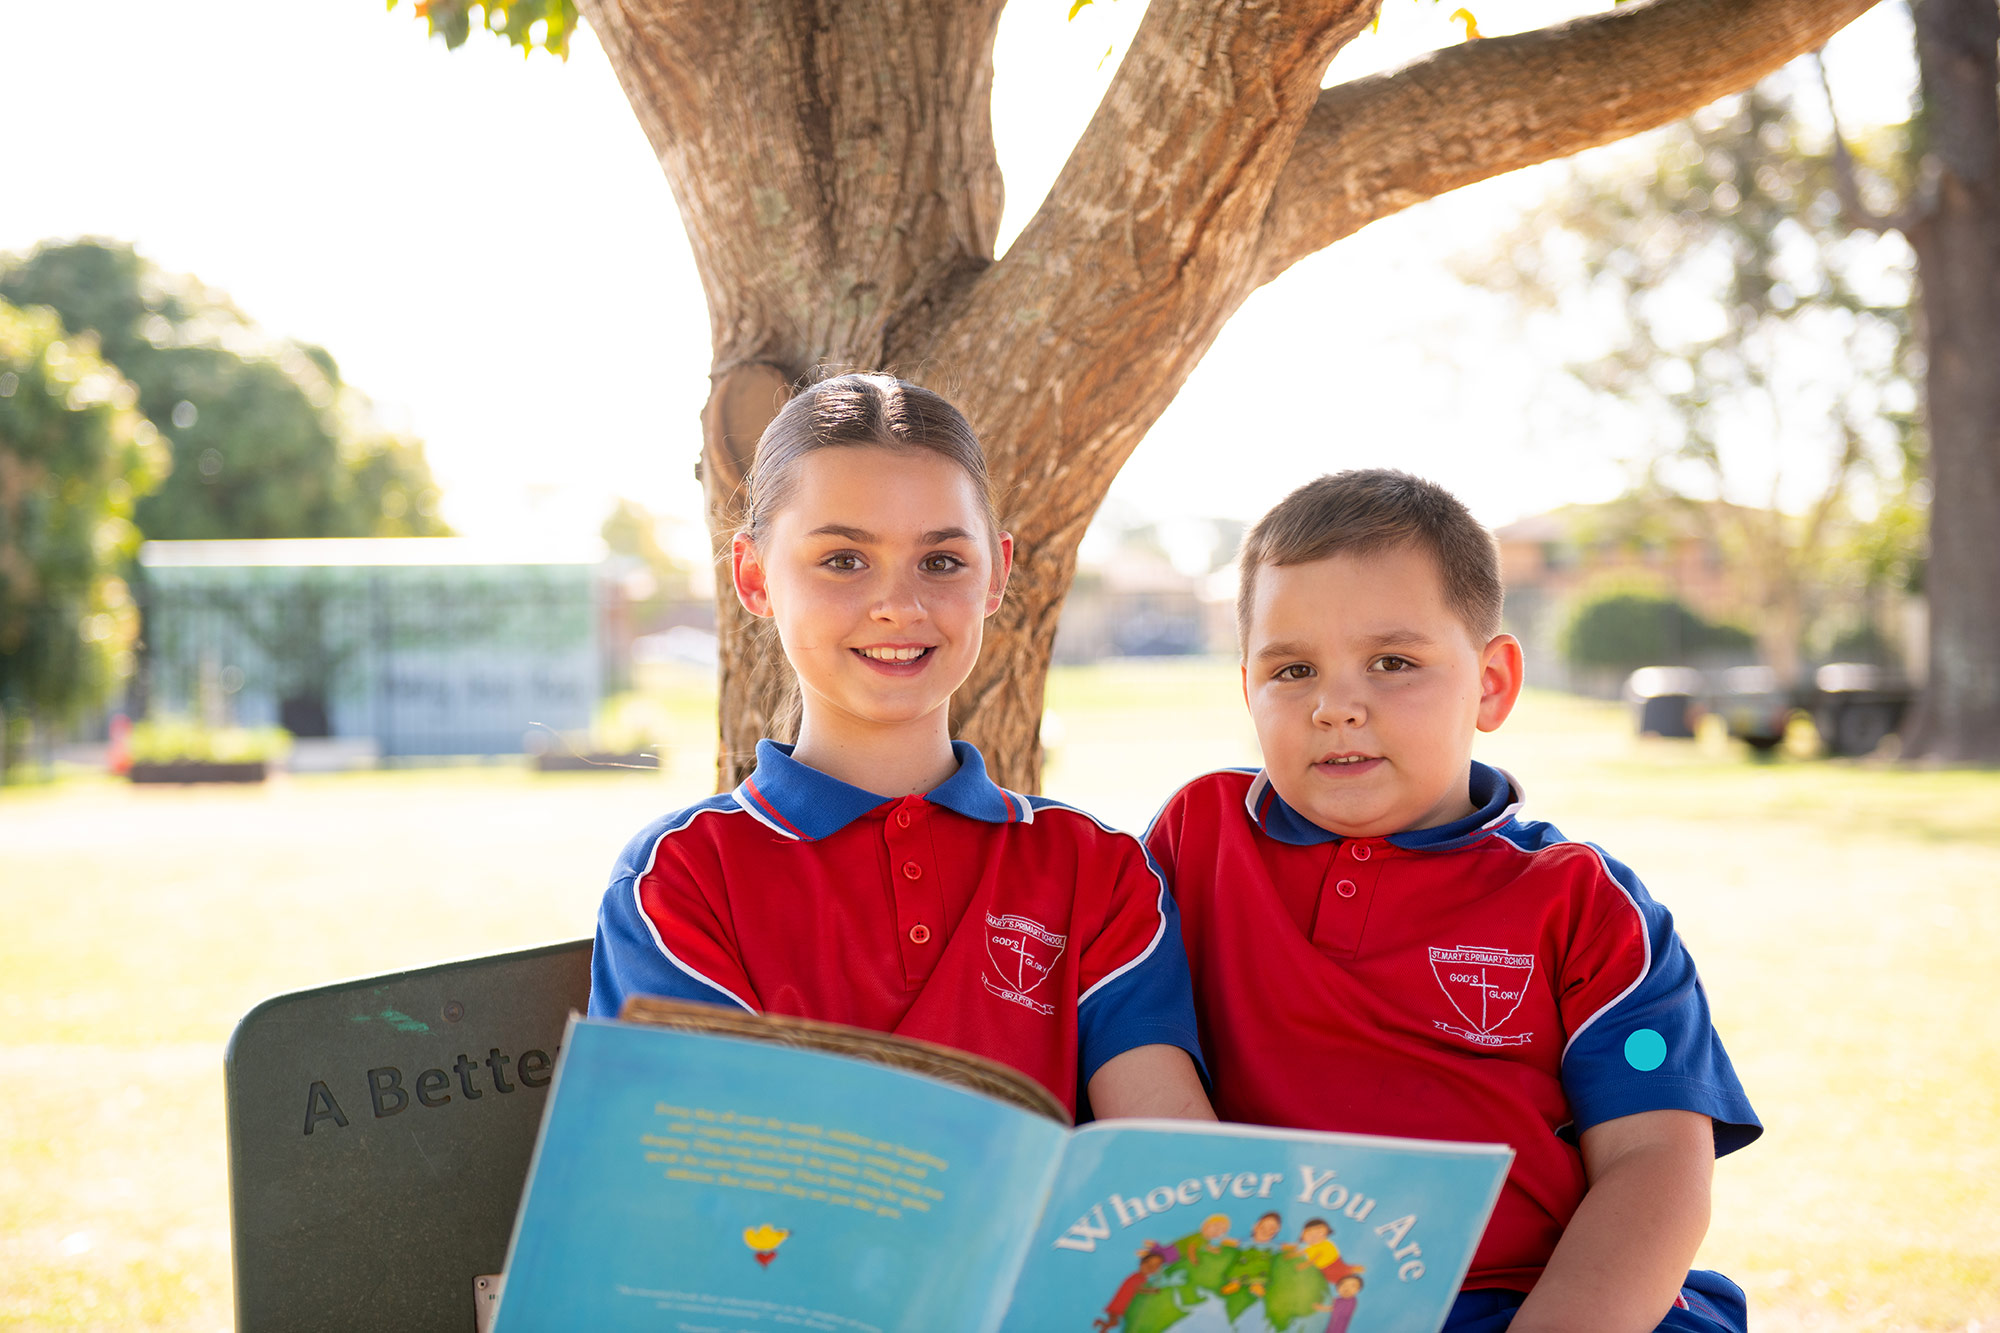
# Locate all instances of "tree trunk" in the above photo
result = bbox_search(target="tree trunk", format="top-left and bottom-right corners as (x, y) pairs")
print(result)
(575, 0), (1884, 792)
(1901, 0), (2000, 762)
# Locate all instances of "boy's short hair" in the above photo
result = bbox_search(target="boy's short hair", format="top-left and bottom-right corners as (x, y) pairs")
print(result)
(1235, 469), (1503, 651)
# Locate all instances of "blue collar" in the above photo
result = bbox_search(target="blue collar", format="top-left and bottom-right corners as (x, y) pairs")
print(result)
(1242, 759), (1522, 851)
(732, 738), (1030, 841)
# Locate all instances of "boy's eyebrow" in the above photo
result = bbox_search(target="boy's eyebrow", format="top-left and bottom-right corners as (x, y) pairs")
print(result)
(1363, 629), (1439, 649)
(1252, 630), (1439, 662)
(1252, 640), (1316, 663)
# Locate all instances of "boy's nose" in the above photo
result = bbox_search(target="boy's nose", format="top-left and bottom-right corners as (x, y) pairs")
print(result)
(1311, 688), (1364, 728)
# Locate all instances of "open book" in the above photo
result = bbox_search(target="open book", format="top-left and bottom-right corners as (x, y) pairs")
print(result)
(492, 1000), (1512, 1333)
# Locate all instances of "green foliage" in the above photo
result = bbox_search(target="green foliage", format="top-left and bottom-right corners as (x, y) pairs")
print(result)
(601, 497), (695, 628)
(1467, 77), (1924, 677)
(0, 240), (450, 542)
(390, 0), (577, 58)
(1560, 578), (1753, 671)
(127, 717), (291, 764)
(0, 300), (165, 745)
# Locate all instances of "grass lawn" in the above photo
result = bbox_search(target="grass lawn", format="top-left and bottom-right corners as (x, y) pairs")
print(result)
(3, 659), (1996, 1330)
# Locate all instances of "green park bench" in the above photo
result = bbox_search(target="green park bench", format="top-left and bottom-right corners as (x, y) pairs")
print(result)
(224, 939), (592, 1333)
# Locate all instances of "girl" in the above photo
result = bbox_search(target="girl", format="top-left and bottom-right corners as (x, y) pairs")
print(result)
(589, 373), (1211, 1121)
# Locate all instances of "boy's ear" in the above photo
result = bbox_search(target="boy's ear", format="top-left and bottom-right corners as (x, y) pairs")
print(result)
(985, 531), (1015, 616)
(1475, 633), (1525, 732)
(731, 533), (773, 618)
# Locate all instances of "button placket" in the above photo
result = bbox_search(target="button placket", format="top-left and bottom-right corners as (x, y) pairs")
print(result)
(1309, 840), (1387, 957)
(884, 797), (944, 989)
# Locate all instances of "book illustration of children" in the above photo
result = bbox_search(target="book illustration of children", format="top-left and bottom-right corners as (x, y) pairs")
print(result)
(1254, 1219), (1338, 1332)
(1217, 1211), (1284, 1321)
(1093, 1244), (1178, 1332)
(1170, 1213), (1239, 1295)
(1314, 1274), (1364, 1333)
(1290, 1218), (1339, 1273)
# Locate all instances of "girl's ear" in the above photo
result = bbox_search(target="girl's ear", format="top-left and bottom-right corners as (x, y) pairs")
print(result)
(732, 532), (774, 618)
(985, 532), (1015, 617)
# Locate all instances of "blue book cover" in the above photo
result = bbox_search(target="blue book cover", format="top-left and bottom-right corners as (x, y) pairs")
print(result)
(493, 1018), (1511, 1333)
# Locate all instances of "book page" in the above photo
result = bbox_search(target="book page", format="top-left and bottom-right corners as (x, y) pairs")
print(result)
(494, 1018), (1068, 1333)
(999, 1120), (1512, 1333)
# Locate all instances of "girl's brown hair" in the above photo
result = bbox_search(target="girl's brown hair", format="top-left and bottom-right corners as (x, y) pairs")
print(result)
(742, 372), (999, 553)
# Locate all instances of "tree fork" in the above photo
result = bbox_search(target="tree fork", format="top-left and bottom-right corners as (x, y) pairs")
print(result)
(576, 0), (1887, 791)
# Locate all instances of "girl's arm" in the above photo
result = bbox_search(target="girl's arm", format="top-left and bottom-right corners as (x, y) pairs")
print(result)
(1504, 1108), (1713, 1332)
(1086, 1043), (1216, 1120)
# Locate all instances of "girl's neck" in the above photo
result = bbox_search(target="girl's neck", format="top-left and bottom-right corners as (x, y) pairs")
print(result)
(790, 710), (961, 797)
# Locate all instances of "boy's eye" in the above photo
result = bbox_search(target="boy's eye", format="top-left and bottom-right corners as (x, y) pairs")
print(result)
(1372, 655), (1414, 672)
(1274, 663), (1315, 681)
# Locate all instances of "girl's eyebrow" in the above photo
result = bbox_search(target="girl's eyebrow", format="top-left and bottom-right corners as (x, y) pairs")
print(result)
(803, 523), (977, 544)
(804, 523), (873, 541)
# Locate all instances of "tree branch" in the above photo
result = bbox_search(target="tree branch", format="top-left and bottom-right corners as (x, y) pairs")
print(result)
(1253, 0), (1884, 286)
(934, 0), (1377, 521)
(1815, 52), (1912, 235)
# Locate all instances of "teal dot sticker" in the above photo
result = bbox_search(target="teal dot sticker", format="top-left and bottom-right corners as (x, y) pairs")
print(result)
(1625, 1028), (1667, 1072)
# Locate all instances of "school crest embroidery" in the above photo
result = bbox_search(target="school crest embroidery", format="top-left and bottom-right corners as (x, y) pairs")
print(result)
(1428, 944), (1536, 1047)
(984, 912), (1066, 1016)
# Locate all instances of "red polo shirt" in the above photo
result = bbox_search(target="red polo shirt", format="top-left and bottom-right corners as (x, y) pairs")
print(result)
(591, 740), (1203, 1116)
(1147, 763), (1758, 1291)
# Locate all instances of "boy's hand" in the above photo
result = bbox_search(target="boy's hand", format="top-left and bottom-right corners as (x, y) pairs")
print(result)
(1086, 1044), (1217, 1121)
(1506, 1109), (1714, 1333)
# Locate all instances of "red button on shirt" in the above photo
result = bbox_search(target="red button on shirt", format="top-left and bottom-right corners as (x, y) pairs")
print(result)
(902, 861), (923, 880)
(908, 924), (931, 944)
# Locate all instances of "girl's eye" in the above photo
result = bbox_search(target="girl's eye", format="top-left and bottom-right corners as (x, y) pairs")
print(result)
(1373, 655), (1414, 673)
(1275, 663), (1315, 681)
(822, 552), (864, 572)
(921, 553), (966, 574)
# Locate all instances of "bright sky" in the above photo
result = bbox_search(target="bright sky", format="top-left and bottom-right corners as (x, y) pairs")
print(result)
(0, 0), (1915, 572)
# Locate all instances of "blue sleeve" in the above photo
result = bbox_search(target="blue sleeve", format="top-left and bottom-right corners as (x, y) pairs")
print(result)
(1557, 844), (1761, 1157)
(1073, 837), (1208, 1091)
(587, 806), (756, 1019)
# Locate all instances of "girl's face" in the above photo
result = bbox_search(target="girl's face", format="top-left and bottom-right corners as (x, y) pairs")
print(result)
(732, 444), (1012, 743)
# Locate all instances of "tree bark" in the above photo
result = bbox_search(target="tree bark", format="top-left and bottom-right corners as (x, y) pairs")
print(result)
(576, 0), (1887, 792)
(1901, 0), (2000, 761)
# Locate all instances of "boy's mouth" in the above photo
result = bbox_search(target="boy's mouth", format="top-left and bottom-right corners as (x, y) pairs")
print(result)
(1314, 752), (1382, 774)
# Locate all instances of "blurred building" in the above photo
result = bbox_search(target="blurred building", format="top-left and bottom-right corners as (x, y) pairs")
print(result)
(137, 538), (619, 759)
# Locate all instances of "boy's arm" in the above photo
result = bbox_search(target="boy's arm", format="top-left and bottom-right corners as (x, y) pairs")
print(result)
(1086, 1042), (1216, 1120)
(1504, 1108), (1714, 1333)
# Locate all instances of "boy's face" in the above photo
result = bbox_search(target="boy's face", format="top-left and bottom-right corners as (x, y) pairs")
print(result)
(1241, 543), (1521, 839)
(1251, 1216), (1280, 1241)
(1301, 1222), (1329, 1244)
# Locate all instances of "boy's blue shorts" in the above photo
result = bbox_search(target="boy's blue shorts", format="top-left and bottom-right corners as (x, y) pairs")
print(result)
(1445, 1270), (1747, 1333)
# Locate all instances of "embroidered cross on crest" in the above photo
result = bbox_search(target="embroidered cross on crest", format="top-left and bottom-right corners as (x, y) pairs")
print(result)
(983, 912), (1067, 1016)
(1428, 944), (1536, 1047)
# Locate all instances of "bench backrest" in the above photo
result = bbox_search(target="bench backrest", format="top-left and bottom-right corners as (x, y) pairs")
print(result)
(225, 939), (591, 1332)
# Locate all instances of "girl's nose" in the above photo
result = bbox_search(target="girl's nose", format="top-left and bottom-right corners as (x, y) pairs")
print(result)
(870, 570), (925, 622)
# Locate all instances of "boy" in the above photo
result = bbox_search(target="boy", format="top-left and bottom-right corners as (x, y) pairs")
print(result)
(1147, 471), (1760, 1332)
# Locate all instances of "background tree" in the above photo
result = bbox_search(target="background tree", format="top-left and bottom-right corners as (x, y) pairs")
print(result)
(0, 240), (452, 543)
(1466, 79), (1922, 685)
(0, 300), (166, 774)
(403, 0), (1880, 790)
(1819, 0), (2000, 761)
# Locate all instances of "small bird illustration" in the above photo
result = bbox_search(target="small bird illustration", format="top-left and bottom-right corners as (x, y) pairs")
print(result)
(743, 1224), (791, 1268)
